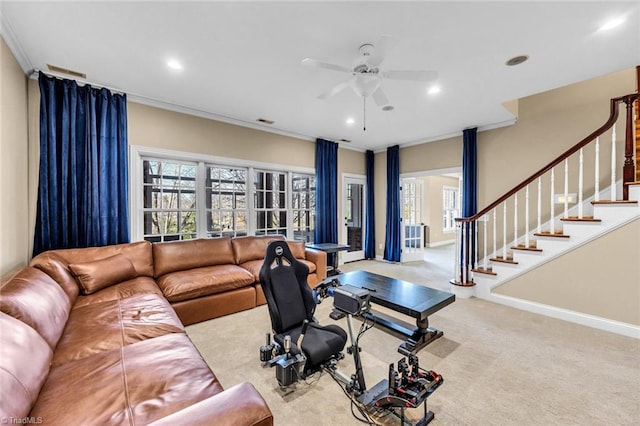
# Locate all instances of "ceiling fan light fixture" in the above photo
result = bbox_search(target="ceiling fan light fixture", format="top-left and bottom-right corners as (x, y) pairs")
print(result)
(350, 74), (381, 97)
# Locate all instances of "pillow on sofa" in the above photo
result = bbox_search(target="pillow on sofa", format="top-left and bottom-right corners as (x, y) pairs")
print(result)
(69, 254), (138, 295)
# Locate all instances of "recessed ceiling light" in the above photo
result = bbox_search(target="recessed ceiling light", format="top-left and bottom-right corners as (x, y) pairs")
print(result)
(382, 105), (394, 112)
(427, 86), (441, 95)
(167, 59), (183, 71)
(505, 55), (529, 66)
(346, 117), (355, 125)
(598, 17), (625, 31)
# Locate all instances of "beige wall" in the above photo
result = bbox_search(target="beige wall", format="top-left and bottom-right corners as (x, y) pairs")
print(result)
(495, 219), (640, 325)
(1, 37), (29, 275)
(420, 175), (459, 246)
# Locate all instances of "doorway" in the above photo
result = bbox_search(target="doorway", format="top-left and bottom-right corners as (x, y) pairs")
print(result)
(401, 178), (424, 263)
(342, 175), (366, 263)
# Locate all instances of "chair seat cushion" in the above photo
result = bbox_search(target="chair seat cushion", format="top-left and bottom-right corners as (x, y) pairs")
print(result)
(278, 323), (347, 369)
(157, 265), (255, 303)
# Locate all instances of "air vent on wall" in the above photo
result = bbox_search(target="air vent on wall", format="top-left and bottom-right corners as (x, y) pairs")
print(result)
(47, 64), (87, 79)
(256, 118), (275, 125)
(339, 138), (351, 143)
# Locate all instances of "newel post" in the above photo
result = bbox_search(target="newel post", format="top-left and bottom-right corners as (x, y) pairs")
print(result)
(622, 95), (637, 200)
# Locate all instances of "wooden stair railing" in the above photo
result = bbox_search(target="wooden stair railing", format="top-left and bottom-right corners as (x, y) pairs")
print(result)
(452, 92), (639, 287)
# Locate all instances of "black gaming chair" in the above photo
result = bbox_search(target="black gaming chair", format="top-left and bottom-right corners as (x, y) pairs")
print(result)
(259, 240), (347, 373)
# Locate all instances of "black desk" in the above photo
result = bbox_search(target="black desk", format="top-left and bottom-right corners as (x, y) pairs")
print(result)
(338, 270), (455, 354)
(305, 243), (350, 276)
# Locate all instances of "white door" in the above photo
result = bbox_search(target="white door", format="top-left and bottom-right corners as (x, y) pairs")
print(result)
(342, 176), (366, 263)
(401, 179), (424, 263)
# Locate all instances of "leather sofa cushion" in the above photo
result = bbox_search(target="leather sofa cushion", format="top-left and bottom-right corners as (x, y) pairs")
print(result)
(53, 293), (184, 367)
(241, 259), (316, 282)
(232, 235), (285, 264)
(157, 264), (255, 303)
(73, 276), (163, 309)
(153, 238), (236, 277)
(30, 241), (154, 300)
(69, 254), (138, 295)
(0, 267), (71, 349)
(287, 241), (306, 259)
(0, 312), (53, 420)
(29, 252), (80, 303)
(30, 333), (223, 425)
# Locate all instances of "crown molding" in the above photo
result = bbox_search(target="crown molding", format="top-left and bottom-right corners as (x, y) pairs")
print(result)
(0, 10), (33, 74)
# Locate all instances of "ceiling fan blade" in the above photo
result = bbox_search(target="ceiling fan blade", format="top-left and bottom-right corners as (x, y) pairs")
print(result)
(368, 35), (397, 66)
(372, 86), (389, 107)
(318, 78), (354, 100)
(302, 58), (351, 73)
(382, 70), (438, 81)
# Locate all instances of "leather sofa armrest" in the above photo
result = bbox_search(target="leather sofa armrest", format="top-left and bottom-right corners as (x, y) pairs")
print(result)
(305, 248), (327, 281)
(148, 382), (273, 426)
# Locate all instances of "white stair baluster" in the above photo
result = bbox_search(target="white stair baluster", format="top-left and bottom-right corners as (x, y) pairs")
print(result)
(514, 193), (518, 248)
(525, 186), (530, 247)
(594, 137), (600, 202)
(537, 177), (542, 234)
(550, 168), (555, 233)
(502, 202), (507, 259)
(483, 216), (487, 269)
(578, 148), (584, 218)
(454, 222), (461, 282)
(492, 208), (497, 261)
(611, 126), (616, 201)
(564, 159), (569, 218)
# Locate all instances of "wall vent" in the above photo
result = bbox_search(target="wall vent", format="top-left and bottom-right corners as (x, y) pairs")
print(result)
(47, 64), (87, 79)
(256, 118), (275, 125)
(339, 138), (351, 143)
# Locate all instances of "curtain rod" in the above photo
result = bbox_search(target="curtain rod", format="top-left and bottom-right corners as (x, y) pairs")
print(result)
(29, 69), (127, 95)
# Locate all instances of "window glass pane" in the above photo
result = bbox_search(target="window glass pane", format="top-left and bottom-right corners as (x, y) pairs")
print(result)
(236, 194), (246, 209)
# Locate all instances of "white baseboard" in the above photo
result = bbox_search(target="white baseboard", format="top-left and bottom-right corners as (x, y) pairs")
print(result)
(486, 293), (640, 339)
(425, 239), (455, 248)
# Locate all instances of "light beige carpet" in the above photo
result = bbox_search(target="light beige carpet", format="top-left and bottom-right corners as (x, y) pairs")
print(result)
(186, 260), (640, 425)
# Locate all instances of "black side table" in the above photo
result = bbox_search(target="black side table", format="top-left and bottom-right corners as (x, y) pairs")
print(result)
(305, 243), (350, 276)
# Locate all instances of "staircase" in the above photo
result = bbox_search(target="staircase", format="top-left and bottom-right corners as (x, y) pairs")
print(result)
(472, 182), (639, 296)
(451, 92), (639, 337)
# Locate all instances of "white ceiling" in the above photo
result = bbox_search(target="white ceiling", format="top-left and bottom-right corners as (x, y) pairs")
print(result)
(2, 1), (639, 152)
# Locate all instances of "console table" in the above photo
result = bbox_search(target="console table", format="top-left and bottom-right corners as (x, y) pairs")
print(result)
(305, 243), (350, 276)
(338, 270), (455, 354)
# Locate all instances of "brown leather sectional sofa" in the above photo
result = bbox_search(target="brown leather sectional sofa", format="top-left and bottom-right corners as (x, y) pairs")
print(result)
(0, 235), (327, 425)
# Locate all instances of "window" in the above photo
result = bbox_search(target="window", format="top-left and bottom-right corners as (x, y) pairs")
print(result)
(206, 166), (248, 237)
(134, 147), (316, 242)
(292, 174), (315, 242)
(142, 160), (197, 242)
(254, 170), (287, 236)
(443, 186), (460, 232)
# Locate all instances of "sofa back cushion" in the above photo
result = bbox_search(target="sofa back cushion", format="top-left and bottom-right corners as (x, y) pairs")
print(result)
(0, 312), (53, 420)
(69, 254), (138, 295)
(0, 267), (71, 349)
(153, 238), (235, 277)
(29, 252), (80, 303)
(286, 241), (306, 260)
(30, 241), (154, 296)
(232, 235), (285, 264)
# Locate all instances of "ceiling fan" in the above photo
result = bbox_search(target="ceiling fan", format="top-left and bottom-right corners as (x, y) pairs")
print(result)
(302, 35), (438, 108)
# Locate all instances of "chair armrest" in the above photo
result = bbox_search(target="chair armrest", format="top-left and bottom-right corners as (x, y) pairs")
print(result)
(148, 382), (273, 426)
(305, 248), (327, 281)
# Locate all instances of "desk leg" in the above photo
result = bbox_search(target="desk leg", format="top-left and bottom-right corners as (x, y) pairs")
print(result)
(398, 317), (444, 356)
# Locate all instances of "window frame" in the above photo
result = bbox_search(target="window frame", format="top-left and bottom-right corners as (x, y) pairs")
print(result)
(130, 145), (315, 242)
(442, 185), (460, 233)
